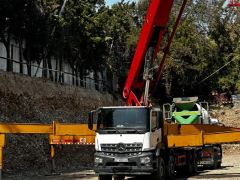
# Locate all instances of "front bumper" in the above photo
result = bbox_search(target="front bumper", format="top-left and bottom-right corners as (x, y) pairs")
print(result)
(94, 152), (155, 175)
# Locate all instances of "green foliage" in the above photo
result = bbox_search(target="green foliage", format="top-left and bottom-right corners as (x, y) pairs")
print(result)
(159, 0), (240, 97)
(0, 0), (239, 96)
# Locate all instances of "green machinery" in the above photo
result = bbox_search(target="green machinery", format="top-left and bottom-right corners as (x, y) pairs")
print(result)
(164, 97), (210, 125)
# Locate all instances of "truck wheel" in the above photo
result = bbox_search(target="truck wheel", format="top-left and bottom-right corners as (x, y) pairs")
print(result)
(213, 157), (218, 169)
(166, 154), (176, 180)
(113, 175), (125, 180)
(212, 150), (219, 169)
(192, 151), (198, 173)
(187, 151), (197, 175)
(216, 146), (222, 168)
(153, 157), (165, 180)
(98, 175), (112, 180)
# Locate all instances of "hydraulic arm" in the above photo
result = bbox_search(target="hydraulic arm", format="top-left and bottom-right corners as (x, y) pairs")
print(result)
(123, 0), (174, 105)
(123, 0), (188, 106)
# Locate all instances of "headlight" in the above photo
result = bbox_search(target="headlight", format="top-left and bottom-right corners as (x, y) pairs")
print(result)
(140, 156), (151, 165)
(95, 157), (103, 164)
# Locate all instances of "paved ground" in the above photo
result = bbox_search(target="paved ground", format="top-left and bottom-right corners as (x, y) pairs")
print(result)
(4, 154), (240, 180)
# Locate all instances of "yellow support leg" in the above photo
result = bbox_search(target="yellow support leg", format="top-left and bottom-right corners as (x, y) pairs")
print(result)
(0, 147), (2, 180)
(50, 145), (56, 173)
(0, 134), (5, 180)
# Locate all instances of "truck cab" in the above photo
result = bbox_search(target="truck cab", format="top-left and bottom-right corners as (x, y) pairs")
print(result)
(88, 106), (163, 180)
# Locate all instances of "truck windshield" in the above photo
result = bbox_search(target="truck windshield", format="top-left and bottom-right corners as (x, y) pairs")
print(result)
(97, 108), (150, 133)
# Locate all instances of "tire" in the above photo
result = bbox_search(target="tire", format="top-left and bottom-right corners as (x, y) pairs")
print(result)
(217, 145), (222, 168)
(98, 175), (112, 180)
(213, 155), (218, 169)
(113, 175), (125, 180)
(186, 150), (197, 175)
(152, 157), (165, 180)
(166, 154), (176, 180)
(192, 151), (198, 173)
(211, 150), (219, 169)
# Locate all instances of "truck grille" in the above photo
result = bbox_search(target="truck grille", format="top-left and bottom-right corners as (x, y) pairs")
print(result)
(101, 143), (143, 153)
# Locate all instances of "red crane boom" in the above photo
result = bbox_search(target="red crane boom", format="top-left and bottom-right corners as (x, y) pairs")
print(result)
(228, 0), (240, 6)
(122, 0), (188, 106)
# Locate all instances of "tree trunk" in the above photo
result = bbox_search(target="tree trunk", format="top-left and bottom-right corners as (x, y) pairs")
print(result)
(94, 70), (99, 91)
(75, 61), (81, 87)
(27, 57), (31, 76)
(0, 32), (10, 71)
(42, 57), (48, 78)
(101, 71), (105, 91)
(6, 34), (12, 72)
(80, 68), (84, 87)
(55, 56), (58, 82)
(18, 38), (23, 74)
(72, 67), (75, 86)
(75, 69), (79, 87)
(84, 70), (87, 88)
(58, 55), (64, 83)
(47, 56), (53, 81)
(25, 40), (32, 76)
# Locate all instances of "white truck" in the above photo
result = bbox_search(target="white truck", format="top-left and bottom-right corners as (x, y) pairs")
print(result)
(89, 106), (167, 180)
(88, 98), (222, 180)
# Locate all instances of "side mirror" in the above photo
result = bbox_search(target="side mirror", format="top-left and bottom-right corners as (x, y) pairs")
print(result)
(88, 111), (93, 130)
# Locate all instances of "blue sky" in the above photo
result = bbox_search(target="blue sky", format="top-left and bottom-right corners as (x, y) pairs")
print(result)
(106, 0), (136, 6)
(106, 0), (118, 6)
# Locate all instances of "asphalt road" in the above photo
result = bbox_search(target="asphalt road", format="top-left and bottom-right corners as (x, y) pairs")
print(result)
(4, 154), (240, 180)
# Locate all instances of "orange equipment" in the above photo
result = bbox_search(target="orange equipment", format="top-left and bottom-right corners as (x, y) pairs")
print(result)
(0, 121), (95, 178)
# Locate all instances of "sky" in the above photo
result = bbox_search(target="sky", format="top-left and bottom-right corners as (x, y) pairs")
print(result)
(106, 0), (136, 6)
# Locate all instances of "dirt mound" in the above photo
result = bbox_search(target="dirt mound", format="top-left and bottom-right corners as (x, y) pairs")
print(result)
(0, 71), (122, 176)
(211, 107), (240, 155)
(212, 108), (240, 128)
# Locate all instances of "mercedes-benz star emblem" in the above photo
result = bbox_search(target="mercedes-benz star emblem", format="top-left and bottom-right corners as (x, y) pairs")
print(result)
(117, 143), (126, 151)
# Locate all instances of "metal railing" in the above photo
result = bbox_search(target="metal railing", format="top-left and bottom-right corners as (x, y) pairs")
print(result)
(0, 56), (114, 93)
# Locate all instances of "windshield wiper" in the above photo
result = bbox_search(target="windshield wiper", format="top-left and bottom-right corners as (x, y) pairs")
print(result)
(99, 127), (145, 134)
(102, 127), (122, 134)
(119, 127), (144, 134)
